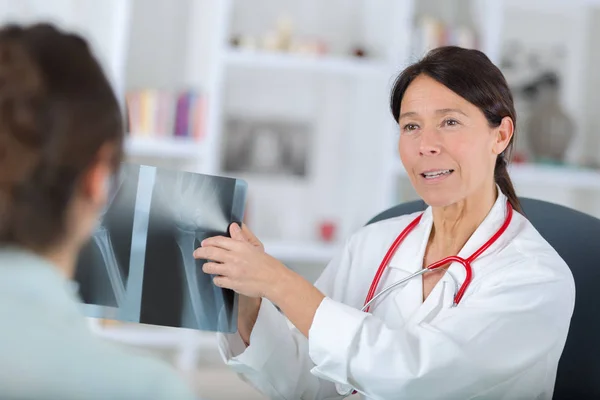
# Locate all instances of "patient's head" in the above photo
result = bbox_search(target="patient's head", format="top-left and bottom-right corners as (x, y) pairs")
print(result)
(0, 23), (124, 270)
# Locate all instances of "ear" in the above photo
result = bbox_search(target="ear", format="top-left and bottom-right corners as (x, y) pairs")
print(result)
(80, 143), (116, 206)
(493, 116), (514, 155)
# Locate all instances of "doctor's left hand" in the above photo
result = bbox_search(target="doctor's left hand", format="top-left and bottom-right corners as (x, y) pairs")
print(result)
(194, 224), (288, 299)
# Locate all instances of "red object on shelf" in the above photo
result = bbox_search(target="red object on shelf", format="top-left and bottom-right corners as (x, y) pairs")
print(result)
(512, 152), (527, 164)
(319, 221), (336, 242)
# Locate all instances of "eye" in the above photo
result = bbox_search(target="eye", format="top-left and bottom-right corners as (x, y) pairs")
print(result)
(443, 119), (460, 127)
(401, 123), (419, 133)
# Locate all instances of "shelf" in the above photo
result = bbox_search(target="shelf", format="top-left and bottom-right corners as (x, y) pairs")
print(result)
(90, 321), (217, 349)
(507, 163), (600, 190)
(263, 240), (340, 264)
(224, 49), (389, 77)
(392, 160), (600, 191)
(125, 136), (205, 159)
(95, 325), (185, 347)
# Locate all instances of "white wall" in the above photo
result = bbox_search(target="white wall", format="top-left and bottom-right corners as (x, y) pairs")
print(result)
(582, 8), (600, 167)
(124, 0), (192, 90)
(0, 0), (130, 96)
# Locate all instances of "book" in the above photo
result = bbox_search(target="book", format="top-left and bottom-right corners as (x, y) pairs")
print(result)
(125, 89), (206, 140)
(74, 163), (248, 333)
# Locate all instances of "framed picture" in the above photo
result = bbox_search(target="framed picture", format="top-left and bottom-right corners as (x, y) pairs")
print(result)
(221, 116), (312, 178)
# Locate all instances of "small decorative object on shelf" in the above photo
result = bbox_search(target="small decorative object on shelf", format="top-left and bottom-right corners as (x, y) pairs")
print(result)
(412, 15), (478, 56)
(269, 15), (294, 52)
(126, 89), (207, 141)
(502, 43), (572, 165)
(524, 72), (574, 164)
(231, 14), (329, 57)
(230, 35), (241, 48)
(319, 220), (337, 243)
(511, 152), (528, 164)
(289, 40), (328, 56)
(352, 47), (367, 58)
(239, 35), (258, 51)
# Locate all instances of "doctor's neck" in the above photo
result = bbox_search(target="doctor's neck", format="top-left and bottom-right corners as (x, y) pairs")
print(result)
(429, 182), (498, 254)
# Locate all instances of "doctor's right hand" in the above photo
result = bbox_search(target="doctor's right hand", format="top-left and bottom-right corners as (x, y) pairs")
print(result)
(230, 222), (264, 252)
(228, 222), (263, 346)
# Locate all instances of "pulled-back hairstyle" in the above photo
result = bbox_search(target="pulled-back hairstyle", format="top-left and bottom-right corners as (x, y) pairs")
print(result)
(390, 46), (522, 213)
(0, 23), (124, 251)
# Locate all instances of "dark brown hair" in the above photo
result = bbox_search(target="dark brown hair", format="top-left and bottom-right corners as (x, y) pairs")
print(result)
(0, 23), (124, 251)
(390, 46), (522, 213)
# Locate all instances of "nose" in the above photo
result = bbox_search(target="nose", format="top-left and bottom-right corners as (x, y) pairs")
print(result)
(419, 128), (441, 156)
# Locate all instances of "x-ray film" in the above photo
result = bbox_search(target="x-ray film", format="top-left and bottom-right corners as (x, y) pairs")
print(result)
(74, 163), (247, 333)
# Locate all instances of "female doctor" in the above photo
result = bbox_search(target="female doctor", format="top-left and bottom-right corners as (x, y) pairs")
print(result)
(194, 46), (575, 399)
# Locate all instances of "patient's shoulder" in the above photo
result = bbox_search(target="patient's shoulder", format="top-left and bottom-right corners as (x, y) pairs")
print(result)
(80, 337), (198, 399)
(0, 323), (196, 400)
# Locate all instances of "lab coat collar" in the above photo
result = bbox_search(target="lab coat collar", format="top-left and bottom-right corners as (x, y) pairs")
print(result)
(388, 187), (510, 272)
(386, 188), (511, 322)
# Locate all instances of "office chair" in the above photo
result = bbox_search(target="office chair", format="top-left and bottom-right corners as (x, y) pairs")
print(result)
(367, 197), (600, 399)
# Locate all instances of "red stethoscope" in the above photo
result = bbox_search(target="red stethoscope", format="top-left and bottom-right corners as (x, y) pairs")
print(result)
(361, 200), (514, 313)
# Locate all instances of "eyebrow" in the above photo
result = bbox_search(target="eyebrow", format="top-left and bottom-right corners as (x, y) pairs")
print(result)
(398, 108), (469, 120)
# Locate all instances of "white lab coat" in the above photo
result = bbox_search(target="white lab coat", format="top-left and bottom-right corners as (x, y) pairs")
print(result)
(217, 192), (575, 399)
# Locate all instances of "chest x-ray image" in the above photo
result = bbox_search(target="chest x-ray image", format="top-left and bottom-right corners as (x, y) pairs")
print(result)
(74, 163), (247, 333)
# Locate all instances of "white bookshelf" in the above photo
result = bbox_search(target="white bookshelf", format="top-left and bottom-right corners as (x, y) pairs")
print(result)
(125, 135), (206, 159)
(87, 319), (218, 371)
(96, 324), (216, 350)
(224, 49), (389, 77)
(92, 322), (189, 347)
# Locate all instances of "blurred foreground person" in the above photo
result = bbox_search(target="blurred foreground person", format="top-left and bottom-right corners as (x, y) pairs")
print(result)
(0, 23), (196, 400)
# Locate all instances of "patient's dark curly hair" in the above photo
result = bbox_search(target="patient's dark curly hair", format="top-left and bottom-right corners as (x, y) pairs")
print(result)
(0, 23), (124, 251)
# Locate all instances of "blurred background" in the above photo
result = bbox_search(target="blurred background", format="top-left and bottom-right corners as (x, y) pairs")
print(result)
(2, 0), (599, 398)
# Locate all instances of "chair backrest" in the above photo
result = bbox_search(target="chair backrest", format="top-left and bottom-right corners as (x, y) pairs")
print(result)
(367, 197), (600, 399)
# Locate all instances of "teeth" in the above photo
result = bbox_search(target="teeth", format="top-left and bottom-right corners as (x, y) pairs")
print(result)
(423, 170), (452, 178)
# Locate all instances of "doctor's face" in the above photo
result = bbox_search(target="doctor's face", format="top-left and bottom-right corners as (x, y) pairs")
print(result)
(397, 74), (510, 207)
